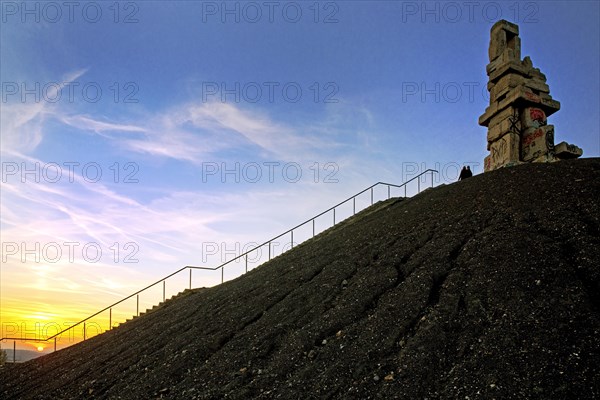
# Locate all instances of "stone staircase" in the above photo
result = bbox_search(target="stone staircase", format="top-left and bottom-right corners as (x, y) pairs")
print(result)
(117, 288), (206, 327)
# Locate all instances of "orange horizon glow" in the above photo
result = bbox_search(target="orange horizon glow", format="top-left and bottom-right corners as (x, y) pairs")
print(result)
(1, 263), (225, 353)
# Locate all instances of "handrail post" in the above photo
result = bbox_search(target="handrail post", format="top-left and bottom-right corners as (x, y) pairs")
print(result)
(189, 268), (192, 290)
(312, 219), (315, 237)
(418, 176), (421, 193)
(370, 187), (373, 205)
(268, 241), (271, 260)
(221, 267), (224, 283)
(83, 322), (86, 341)
(245, 254), (248, 273)
(333, 208), (336, 225)
(54, 337), (56, 352)
(163, 281), (165, 302)
(109, 308), (112, 330)
(353, 197), (356, 215)
(291, 230), (294, 249)
(13, 340), (16, 363)
(136, 294), (139, 316)
(388, 185), (390, 199)
(431, 170), (434, 188)
(404, 184), (407, 198)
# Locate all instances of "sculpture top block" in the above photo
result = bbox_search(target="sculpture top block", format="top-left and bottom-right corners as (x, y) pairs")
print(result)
(488, 20), (520, 63)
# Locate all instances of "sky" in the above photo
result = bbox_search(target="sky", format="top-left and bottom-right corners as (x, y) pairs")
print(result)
(1, 0), (599, 352)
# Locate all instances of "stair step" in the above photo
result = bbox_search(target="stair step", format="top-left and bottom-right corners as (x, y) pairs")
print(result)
(111, 287), (207, 329)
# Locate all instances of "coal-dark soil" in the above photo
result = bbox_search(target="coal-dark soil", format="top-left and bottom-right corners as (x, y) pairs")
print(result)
(2, 159), (599, 399)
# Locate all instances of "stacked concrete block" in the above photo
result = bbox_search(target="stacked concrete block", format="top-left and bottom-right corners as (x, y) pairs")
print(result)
(479, 20), (582, 172)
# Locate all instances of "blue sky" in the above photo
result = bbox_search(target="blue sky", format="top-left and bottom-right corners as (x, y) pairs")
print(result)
(1, 0), (599, 347)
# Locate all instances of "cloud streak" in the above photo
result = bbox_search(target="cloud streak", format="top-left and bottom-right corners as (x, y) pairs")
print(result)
(1, 69), (88, 154)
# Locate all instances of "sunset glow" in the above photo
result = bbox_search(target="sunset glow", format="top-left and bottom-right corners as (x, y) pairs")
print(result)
(1, 1), (598, 357)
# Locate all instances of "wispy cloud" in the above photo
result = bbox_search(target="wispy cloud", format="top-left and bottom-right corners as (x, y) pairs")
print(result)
(59, 115), (147, 135)
(46, 101), (351, 164)
(2, 69), (372, 167)
(1, 69), (88, 154)
(186, 102), (322, 159)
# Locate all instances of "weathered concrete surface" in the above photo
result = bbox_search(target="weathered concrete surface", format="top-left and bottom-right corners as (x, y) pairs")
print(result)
(480, 20), (583, 171)
(555, 141), (584, 159)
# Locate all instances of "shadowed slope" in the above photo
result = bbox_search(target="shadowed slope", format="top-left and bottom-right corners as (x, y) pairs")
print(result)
(2, 159), (599, 399)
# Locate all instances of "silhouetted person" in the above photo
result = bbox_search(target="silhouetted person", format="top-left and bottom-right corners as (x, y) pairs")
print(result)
(458, 166), (468, 181)
(465, 166), (473, 178)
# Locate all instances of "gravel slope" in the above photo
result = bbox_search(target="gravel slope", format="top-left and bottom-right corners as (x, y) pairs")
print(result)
(1, 158), (599, 399)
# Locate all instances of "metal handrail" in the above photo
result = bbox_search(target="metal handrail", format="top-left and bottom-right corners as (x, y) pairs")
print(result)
(206, 170), (438, 271)
(1, 170), (437, 353)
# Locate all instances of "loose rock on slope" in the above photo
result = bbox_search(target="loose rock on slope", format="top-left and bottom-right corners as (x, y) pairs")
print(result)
(1, 159), (599, 399)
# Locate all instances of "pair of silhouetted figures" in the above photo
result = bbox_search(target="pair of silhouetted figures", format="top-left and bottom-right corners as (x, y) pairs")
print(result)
(458, 166), (473, 181)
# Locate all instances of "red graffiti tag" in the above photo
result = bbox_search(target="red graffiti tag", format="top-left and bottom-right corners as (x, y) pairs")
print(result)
(530, 108), (546, 123)
(523, 128), (544, 146)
